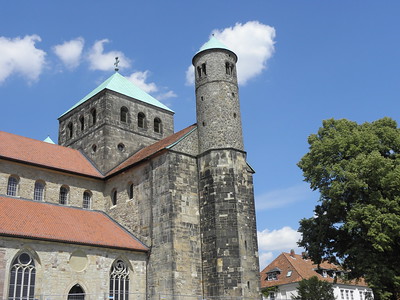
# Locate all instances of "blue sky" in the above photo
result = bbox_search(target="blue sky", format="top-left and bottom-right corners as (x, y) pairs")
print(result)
(1, 1), (400, 269)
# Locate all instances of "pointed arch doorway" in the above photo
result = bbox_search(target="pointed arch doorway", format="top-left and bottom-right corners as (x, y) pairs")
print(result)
(68, 284), (85, 300)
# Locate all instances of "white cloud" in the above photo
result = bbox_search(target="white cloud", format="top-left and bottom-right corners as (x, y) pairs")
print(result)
(255, 183), (314, 211)
(185, 65), (195, 86)
(156, 90), (177, 101)
(258, 226), (301, 252)
(53, 37), (84, 70)
(127, 71), (158, 93)
(0, 35), (46, 83)
(186, 21), (276, 85)
(127, 70), (177, 103)
(257, 226), (304, 269)
(88, 39), (130, 71)
(259, 251), (274, 270)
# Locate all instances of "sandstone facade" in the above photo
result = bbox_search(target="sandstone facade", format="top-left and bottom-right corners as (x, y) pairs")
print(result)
(0, 37), (261, 299)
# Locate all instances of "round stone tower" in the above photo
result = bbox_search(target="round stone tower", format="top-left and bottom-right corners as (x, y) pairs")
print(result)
(192, 36), (244, 153)
(193, 37), (260, 299)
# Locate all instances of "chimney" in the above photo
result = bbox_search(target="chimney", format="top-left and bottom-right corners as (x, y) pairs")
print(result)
(290, 249), (295, 257)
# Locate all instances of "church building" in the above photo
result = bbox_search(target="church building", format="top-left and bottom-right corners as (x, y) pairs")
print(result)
(0, 37), (261, 299)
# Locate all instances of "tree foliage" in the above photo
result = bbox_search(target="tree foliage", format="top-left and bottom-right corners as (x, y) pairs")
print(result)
(292, 276), (335, 300)
(298, 118), (400, 300)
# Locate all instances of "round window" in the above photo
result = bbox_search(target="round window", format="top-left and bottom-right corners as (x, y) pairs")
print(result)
(117, 143), (125, 152)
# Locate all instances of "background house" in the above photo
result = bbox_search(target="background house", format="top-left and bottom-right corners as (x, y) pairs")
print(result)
(260, 250), (373, 300)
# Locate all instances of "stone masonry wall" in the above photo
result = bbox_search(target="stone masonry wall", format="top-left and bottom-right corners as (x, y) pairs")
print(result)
(59, 90), (174, 173)
(198, 149), (260, 298)
(193, 50), (244, 153)
(0, 160), (104, 210)
(0, 237), (147, 298)
(104, 151), (202, 299)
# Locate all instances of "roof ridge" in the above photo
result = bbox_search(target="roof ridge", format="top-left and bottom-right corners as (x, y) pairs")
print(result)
(59, 72), (173, 118)
(283, 252), (306, 280)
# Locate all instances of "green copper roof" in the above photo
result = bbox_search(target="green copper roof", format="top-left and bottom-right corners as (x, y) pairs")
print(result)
(60, 72), (173, 117)
(198, 36), (232, 53)
(44, 136), (55, 144)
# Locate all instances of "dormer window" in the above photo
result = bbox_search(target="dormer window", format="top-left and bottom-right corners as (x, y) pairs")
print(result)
(267, 272), (278, 281)
(266, 267), (281, 281)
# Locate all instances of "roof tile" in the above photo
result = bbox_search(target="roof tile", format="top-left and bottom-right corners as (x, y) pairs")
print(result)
(260, 252), (368, 289)
(107, 124), (197, 176)
(0, 196), (148, 251)
(0, 131), (102, 177)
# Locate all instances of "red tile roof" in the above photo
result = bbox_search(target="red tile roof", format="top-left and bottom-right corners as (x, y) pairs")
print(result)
(260, 252), (368, 289)
(0, 196), (148, 251)
(0, 125), (197, 179)
(106, 124), (197, 176)
(0, 131), (102, 178)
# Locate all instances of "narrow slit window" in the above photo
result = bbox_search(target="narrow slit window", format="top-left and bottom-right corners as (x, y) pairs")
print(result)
(128, 183), (134, 200)
(79, 115), (85, 131)
(91, 108), (97, 126)
(67, 122), (73, 139)
(111, 189), (117, 206)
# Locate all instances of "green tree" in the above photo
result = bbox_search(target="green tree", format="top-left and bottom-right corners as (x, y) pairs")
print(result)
(297, 118), (400, 300)
(292, 276), (335, 300)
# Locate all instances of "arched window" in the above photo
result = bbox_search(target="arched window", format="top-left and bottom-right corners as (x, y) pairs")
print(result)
(8, 252), (36, 300)
(138, 112), (145, 129)
(7, 176), (19, 196)
(91, 108), (97, 126)
(83, 191), (91, 209)
(120, 107), (129, 123)
(111, 189), (117, 206)
(128, 183), (134, 200)
(59, 186), (69, 205)
(67, 122), (73, 139)
(79, 115), (85, 131)
(153, 118), (162, 133)
(109, 260), (129, 300)
(68, 284), (85, 300)
(34, 181), (45, 201)
(225, 62), (234, 75)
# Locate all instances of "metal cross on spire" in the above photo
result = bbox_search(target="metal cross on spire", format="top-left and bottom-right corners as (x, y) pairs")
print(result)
(114, 57), (120, 72)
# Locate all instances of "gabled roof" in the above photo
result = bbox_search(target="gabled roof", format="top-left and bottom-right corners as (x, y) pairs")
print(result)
(0, 125), (197, 179)
(260, 252), (368, 289)
(106, 124), (197, 176)
(60, 72), (173, 118)
(0, 131), (102, 178)
(0, 196), (148, 251)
